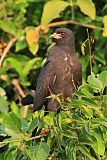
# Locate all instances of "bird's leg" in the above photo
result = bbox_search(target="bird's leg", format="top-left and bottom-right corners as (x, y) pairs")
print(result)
(47, 86), (55, 99)
(47, 86), (57, 100)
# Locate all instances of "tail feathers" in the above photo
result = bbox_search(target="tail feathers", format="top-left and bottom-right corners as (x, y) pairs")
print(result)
(21, 94), (34, 106)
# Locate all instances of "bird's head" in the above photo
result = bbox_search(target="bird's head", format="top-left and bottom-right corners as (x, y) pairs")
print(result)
(50, 28), (75, 49)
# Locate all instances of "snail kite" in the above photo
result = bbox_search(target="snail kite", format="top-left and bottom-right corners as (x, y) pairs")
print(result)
(33, 28), (82, 111)
(22, 28), (82, 111)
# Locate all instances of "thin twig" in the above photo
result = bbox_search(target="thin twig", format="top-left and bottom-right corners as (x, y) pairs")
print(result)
(12, 79), (25, 97)
(0, 37), (17, 67)
(0, 135), (42, 145)
(12, 79), (28, 118)
(86, 29), (92, 73)
(48, 20), (104, 30)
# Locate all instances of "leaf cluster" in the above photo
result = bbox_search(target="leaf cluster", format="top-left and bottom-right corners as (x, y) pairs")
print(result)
(0, 71), (107, 159)
(0, 0), (107, 159)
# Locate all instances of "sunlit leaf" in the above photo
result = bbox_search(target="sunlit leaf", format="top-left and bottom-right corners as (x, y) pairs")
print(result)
(0, 96), (8, 113)
(103, 15), (107, 37)
(26, 27), (40, 54)
(41, 0), (69, 26)
(90, 130), (105, 156)
(29, 42), (39, 55)
(90, 118), (107, 125)
(87, 72), (103, 92)
(10, 101), (21, 117)
(3, 112), (22, 137)
(0, 87), (7, 98)
(80, 88), (93, 98)
(98, 71), (107, 87)
(81, 42), (85, 55)
(77, 0), (96, 20)
(82, 105), (93, 119)
(44, 115), (53, 126)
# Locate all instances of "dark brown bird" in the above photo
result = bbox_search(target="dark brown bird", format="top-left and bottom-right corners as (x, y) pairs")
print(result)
(33, 28), (82, 111)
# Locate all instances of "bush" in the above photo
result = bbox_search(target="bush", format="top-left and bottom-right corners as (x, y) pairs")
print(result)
(0, 0), (107, 159)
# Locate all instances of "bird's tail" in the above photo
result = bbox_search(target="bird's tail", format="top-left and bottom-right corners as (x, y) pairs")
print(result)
(21, 90), (35, 106)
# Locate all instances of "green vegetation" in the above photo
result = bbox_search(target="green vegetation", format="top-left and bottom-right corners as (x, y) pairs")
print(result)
(0, 0), (107, 159)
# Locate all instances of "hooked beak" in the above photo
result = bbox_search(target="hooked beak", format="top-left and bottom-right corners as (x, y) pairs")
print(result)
(49, 32), (62, 39)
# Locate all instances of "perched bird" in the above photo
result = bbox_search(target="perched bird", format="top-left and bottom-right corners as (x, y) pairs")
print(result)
(22, 28), (82, 111)
(33, 28), (82, 111)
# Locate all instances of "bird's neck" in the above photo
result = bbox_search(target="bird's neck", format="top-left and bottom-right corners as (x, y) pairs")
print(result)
(54, 39), (75, 52)
(56, 44), (75, 55)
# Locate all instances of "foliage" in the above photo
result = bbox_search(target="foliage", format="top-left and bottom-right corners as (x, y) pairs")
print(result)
(0, 71), (107, 159)
(0, 0), (107, 159)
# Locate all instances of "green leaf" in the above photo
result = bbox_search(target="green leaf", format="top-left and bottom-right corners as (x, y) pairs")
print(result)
(15, 38), (27, 52)
(103, 95), (107, 106)
(81, 97), (98, 107)
(98, 71), (107, 87)
(78, 144), (95, 160)
(94, 51), (106, 65)
(57, 113), (62, 130)
(73, 146), (77, 160)
(81, 42), (86, 55)
(4, 146), (16, 160)
(0, 20), (17, 35)
(103, 15), (107, 37)
(22, 57), (42, 77)
(77, 0), (96, 20)
(10, 101), (21, 118)
(90, 118), (107, 125)
(90, 130), (105, 156)
(29, 117), (38, 134)
(0, 96), (8, 113)
(41, 0), (69, 25)
(80, 88), (93, 98)
(30, 142), (50, 160)
(3, 112), (22, 137)
(63, 130), (77, 139)
(4, 57), (22, 77)
(21, 119), (29, 132)
(0, 87), (7, 98)
(82, 105), (93, 119)
(79, 133), (93, 145)
(43, 115), (53, 126)
(29, 42), (39, 55)
(87, 72), (103, 92)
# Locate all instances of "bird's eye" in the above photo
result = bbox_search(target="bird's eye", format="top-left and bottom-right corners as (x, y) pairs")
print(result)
(60, 32), (65, 37)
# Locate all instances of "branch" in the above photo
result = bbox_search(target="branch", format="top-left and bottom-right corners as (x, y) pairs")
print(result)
(0, 37), (17, 67)
(0, 135), (42, 145)
(12, 79), (29, 118)
(12, 79), (25, 97)
(48, 20), (104, 30)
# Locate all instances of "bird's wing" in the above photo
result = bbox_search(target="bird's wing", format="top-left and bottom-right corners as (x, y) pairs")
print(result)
(72, 58), (82, 88)
(33, 60), (55, 111)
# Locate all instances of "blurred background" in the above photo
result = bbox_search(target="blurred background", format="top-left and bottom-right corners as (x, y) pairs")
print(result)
(0, 0), (107, 116)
